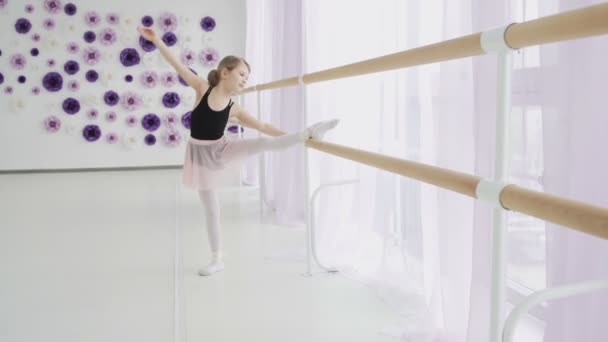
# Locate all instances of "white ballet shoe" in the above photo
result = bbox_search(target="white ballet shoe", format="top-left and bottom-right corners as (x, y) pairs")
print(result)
(303, 119), (340, 140)
(198, 261), (225, 276)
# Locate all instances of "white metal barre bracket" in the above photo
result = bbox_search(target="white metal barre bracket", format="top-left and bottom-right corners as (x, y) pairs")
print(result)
(481, 24), (517, 53)
(476, 179), (509, 210)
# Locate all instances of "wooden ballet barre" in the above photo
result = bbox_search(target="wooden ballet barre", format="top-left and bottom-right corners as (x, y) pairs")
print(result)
(305, 139), (608, 241)
(242, 3), (608, 93)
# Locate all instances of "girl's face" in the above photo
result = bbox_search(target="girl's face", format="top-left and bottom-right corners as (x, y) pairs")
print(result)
(221, 62), (249, 93)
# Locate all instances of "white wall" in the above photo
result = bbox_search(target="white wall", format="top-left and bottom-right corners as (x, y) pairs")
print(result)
(0, 0), (245, 170)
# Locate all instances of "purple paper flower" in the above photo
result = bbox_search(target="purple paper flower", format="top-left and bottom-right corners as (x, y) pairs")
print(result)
(5, 86), (13, 94)
(64, 3), (76, 16)
(124, 74), (133, 82)
(200, 16), (216, 32)
(106, 132), (118, 144)
(67, 41), (80, 54)
(164, 113), (178, 127)
(178, 68), (197, 86)
(141, 113), (161, 132)
(99, 28), (117, 46)
(45, 116), (61, 132)
(158, 12), (177, 32)
(140, 71), (158, 88)
(125, 114), (138, 127)
(162, 92), (180, 108)
(82, 47), (101, 65)
(119, 48), (140, 67)
(199, 48), (219, 67)
(0, 73), (3, 85)
(47, 58), (56, 67)
(139, 36), (156, 52)
(25, 4), (35, 13)
(82, 124), (101, 142)
(43, 18), (55, 30)
(162, 32), (177, 46)
(42, 72), (63, 92)
(0, 0), (7, 9)
(105, 111), (117, 122)
(106, 13), (119, 25)
(121, 91), (142, 111)
(67, 80), (79, 91)
(11, 54), (27, 70)
(163, 130), (181, 147)
(30, 48), (39, 56)
(180, 49), (195, 66)
(227, 125), (244, 134)
(181, 111), (192, 129)
(62, 97), (80, 114)
(84, 11), (101, 27)
(160, 72), (177, 87)
(31, 86), (41, 95)
(103, 90), (119, 106)
(85, 70), (98, 82)
(64, 60), (80, 75)
(44, 0), (61, 14)
(18, 76), (27, 83)
(31, 33), (41, 42)
(144, 134), (156, 146)
(15, 18), (32, 34)
(83, 30), (96, 43)
(141, 15), (153, 27)
(87, 108), (99, 120)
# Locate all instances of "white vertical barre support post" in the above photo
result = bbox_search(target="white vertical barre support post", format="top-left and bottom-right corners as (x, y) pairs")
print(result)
(300, 0), (312, 277)
(256, 89), (266, 216)
(480, 24), (516, 342)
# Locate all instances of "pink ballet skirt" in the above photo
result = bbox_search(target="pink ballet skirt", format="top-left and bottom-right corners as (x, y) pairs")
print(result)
(182, 135), (250, 190)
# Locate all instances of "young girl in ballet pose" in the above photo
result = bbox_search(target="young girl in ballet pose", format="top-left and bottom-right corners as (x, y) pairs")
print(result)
(137, 27), (338, 276)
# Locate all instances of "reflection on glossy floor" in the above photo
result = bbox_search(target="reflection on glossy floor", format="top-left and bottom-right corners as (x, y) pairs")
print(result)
(0, 169), (400, 342)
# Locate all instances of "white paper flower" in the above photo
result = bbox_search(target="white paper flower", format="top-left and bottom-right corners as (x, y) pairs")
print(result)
(122, 133), (140, 150)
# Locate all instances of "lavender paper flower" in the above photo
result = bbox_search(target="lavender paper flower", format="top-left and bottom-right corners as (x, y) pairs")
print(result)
(99, 28), (117, 46)
(162, 92), (180, 108)
(119, 48), (140, 67)
(162, 32), (177, 47)
(15, 18), (32, 34)
(62, 97), (80, 114)
(82, 47), (101, 65)
(84, 11), (101, 27)
(106, 132), (118, 144)
(67, 41), (80, 54)
(67, 80), (79, 91)
(199, 48), (219, 67)
(200, 16), (216, 32)
(164, 113), (178, 127)
(64, 3), (76, 16)
(45, 116), (61, 132)
(141, 113), (161, 132)
(141, 15), (153, 27)
(125, 114), (138, 127)
(4, 86), (14, 94)
(180, 49), (195, 66)
(85, 70), (98, 82)
(64, 60), (80, 75)
(31, 86), (41, 95)
(120, 91), (142, 111)
(106, 13), (119, 25)
(11, 54), (27, 70)
(181, 111), (192, 129)
(25, 4), (34, 13)
(42, 72), (63, 92)
(31, 33), (41, 42)
(47, 58), (56, 67)
(140, 71), (158, 88)
(105, 111), (117, 122)
(158, 12), (177, 32)
(43, 18), (55, 30)
(139, 36), (156, 52)
(163, 130), (181, 147)
(160, 72), (177, 87)
(83, 30), (96, 43)
(0, 0), (7, 9)
(82, 124), (101, 142)
(144, 134), (156, 146)
(44, 0), (61, 14)
(86, 108), (99, 120)
(103, 90), (119, 106)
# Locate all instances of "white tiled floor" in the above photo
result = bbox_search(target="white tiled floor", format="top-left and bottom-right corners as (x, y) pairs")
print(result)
(0, 169), (401, 342)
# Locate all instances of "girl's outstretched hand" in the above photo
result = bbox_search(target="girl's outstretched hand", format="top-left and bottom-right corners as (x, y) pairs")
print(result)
(137, 26), (158, 42)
